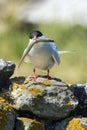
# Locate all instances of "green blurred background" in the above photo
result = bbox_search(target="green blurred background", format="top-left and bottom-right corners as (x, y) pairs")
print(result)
(0, 0), (87, 84)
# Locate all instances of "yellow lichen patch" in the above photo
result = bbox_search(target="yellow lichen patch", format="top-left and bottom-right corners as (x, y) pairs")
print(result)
(41, 80), (51, 86)
(67, 101), (73, 107)
(0, 97), (13, 130)
(11, 83), (27, 91)
(11, 83), (28, 97)
(66, 118), (85, 130)
(17, 91), (22, 97)
(29, 87), (41, 96)
(71, 95), (75, 99)
(18, 117), (43, 130)
(24, 79), (30, 84)
(11, 82), (42, 97)
(24, 78), (33, 84)
(0, 97), (12, 111)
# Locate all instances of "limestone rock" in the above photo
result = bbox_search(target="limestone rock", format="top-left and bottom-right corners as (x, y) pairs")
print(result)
(0, 59), (15, 85)
(0, 97), (16, 130)
(16, 117), (43, 130)
(54, 117), (87, 130)
(10, 76), (78, 120)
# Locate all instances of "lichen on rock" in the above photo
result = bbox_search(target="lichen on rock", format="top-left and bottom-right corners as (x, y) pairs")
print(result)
(54, 117), (87, 130)
(10, 76), (78, 120)
(66, 118), (87, 130)
(29, 87), (42, 96)
(16, 117), (43, 130)
(0, 97), (16, 130)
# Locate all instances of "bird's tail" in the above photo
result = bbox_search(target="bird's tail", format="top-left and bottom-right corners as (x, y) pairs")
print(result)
(58, 50), (76, 55)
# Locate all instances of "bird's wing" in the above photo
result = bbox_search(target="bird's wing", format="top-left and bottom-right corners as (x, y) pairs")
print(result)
(23, 55), (31, 63)
(22, 48), (31, 63)
(50, 43), (60, 65)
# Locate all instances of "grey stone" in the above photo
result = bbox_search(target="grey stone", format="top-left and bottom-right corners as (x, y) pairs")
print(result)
(0, 59), (15, 85)
(71, 83), (87, 103)
(80, 118), (87, 129)
(10, 76), (78, 120)
(70, 83), (87, 116)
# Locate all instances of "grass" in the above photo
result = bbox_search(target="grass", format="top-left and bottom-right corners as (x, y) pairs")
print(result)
(0, 23), (87, 84)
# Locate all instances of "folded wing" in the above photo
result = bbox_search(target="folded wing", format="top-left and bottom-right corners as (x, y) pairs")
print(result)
(50, 43), (60, 65)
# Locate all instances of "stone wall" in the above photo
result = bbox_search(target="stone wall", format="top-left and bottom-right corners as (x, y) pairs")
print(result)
(0, 59), (87, 130)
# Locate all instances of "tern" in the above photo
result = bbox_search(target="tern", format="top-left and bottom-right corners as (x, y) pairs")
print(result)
(18, 30), (73, 79)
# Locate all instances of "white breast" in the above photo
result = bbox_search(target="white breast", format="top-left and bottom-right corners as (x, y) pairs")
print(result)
(28, 42), (55, 70)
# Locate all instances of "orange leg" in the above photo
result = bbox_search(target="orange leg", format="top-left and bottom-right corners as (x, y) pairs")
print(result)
(31, 68), (38, 79)
(45, 69), (51, 79)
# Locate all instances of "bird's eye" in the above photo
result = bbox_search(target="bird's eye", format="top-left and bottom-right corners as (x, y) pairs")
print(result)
(37, 33), (42, 37)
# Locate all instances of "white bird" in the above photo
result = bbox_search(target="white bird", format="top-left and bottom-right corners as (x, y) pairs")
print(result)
(18, 30), (72, 79)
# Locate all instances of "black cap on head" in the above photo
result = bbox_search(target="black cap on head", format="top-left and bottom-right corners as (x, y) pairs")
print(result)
(29, 30), (43, 39)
